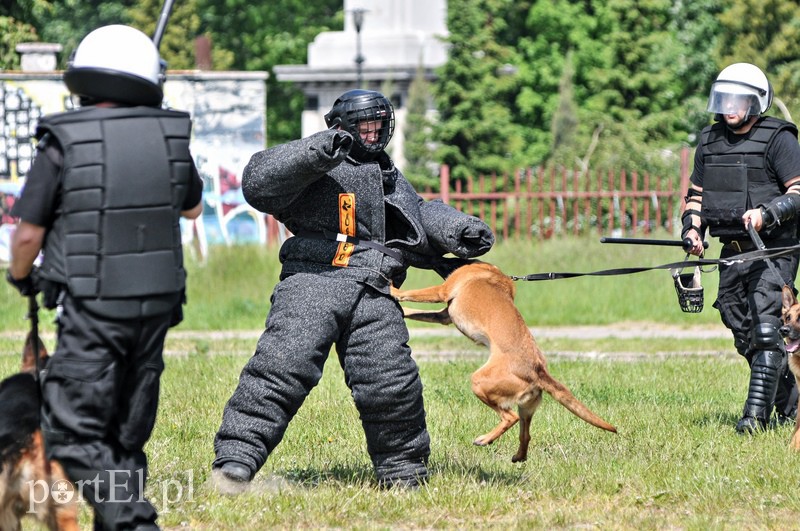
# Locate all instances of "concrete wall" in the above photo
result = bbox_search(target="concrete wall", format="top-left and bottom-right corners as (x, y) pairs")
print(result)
(0, 71), (270, 263)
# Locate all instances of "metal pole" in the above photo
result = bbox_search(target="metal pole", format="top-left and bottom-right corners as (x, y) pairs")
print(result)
(352, 8), (366, 88)
(153, 0), (176, 49)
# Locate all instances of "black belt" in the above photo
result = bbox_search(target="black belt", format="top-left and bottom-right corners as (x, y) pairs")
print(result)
(296, 230), (403, 262)
(722, 238), (796, 253)
(723, 240), (756, 252)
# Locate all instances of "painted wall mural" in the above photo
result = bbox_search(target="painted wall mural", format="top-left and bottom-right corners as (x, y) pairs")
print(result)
(0, 71), (274, 263)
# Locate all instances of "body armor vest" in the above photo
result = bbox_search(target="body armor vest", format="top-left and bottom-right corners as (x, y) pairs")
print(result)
(37, 106), (193, 317)
(700, 116), (798, 238)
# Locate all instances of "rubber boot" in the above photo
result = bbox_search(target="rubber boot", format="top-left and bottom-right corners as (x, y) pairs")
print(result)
(735, 350), (783, 434)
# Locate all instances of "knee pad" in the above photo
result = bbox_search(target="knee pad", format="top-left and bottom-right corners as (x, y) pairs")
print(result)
(750, 318), (783, 352)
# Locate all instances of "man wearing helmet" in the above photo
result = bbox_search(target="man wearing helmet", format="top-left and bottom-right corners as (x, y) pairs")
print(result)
(212, 89), (494, 491)
(683, 63), (800, 434)
(6, 25), (203, 529)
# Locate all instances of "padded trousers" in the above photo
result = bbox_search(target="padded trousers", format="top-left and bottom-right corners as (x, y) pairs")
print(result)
(213, 274), (430, 484)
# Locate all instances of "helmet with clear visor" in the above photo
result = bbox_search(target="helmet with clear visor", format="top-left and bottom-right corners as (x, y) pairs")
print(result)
(706, 63), (772, 120)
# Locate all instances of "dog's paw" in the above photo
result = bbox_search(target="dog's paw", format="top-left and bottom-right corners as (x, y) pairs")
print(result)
(390, 286), (404, 300)
(473, 436), (492, 447)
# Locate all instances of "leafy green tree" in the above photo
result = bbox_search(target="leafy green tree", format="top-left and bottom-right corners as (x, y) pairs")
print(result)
(715, 0), (800, 121)
(128, 0), (195, 69)
(198, 0), (341, 146)
(403, 62), (437, 190)
(433, 0), (526, 182)
(0, 16), (39, 70)
(32, 1), (135, 68)
(509, 0), (716, 177)
(513, 0), (595, 165)
(550, 50), (580, 166)
(672, 0), (725, 141)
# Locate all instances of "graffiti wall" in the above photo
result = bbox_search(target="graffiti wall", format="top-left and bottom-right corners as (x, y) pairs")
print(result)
(0, 71), (272, 263)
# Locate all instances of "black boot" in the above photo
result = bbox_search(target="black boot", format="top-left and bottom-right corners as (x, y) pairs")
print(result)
(773, 366), (799, 427)
(735, 350), (783, 434)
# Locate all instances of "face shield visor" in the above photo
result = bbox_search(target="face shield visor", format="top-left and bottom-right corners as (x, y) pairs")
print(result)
(706, 81), (761, 116)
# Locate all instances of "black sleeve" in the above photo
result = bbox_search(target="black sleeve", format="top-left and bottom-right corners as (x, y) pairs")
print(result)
(182, 159), (203, 210)
(10, 137), (62, 228)
(689, 144), (705, 188)
(767, 130), (800, 186)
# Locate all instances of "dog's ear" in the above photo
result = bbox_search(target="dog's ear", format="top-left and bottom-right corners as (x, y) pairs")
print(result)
(781, 285), (798, 313)
(21, 332), (48, 373)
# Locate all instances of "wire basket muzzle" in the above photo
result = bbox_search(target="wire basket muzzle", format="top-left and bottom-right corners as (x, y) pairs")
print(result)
(671, 266), (704, 313)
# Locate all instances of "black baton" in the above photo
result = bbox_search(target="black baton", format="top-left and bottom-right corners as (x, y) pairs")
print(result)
(600, 237), (709, 250)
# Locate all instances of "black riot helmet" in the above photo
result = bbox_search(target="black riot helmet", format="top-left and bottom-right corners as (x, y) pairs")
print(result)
(324, 90), (395, 161)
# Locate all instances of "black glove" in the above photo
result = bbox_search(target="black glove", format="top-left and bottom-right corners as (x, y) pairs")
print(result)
(324, 131), (353, 157)
(6, 269), (37, 296)
(459, 221), (494, 256)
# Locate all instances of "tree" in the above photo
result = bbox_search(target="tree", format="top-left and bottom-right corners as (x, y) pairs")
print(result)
(33, 1), (135, 68)
(128, 0), (202, 71)
(198, 0), (341, 146)
(0, 16), (39, 70)
(550, 50), (580, 166)
(433, 0), (526, 182)
(715, 0), (800, 121)
(403, 62), (438, 190)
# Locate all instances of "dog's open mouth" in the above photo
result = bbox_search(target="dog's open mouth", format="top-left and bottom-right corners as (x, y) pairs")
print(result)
(785, 338), (800, 354)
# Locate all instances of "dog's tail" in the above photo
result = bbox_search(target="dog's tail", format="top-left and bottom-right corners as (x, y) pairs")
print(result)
(536, 365), (617, 433)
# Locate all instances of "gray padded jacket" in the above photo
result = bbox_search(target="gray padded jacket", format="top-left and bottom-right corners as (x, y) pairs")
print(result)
(242, 129), (494, 292)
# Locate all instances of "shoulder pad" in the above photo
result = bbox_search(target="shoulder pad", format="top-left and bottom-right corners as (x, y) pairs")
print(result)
(36, 133), (64, 166)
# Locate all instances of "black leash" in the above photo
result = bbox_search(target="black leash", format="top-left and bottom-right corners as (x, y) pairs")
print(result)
(510, 244), (800, 282)
(746, 223), (790, 287)
(27, 292), (41, 383)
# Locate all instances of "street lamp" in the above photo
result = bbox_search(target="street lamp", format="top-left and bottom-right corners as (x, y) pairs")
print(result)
(352, 8), (367, 88)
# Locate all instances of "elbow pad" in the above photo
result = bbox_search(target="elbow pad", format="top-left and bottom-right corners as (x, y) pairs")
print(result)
(762, 194), (800, 229)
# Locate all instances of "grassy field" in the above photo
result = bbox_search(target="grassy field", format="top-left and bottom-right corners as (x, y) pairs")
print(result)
(0, 231), (724, 333)
(1, 345), (797, 530)
(5, 234), (797, 530)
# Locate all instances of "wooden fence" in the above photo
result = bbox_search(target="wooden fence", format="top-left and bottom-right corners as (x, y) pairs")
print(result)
(418, 147), (692, 240)
(252, 147), (694, 245)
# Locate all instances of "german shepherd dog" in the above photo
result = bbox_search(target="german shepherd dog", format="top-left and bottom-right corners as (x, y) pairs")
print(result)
(391, 261), (617, 462)
(0, 333), (79, 530)
(779, 285), (800, 450)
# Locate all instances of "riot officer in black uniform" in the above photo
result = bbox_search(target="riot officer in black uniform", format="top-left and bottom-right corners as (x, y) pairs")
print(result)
(6, 25), (203, 530)
(683, 63), (800, 434)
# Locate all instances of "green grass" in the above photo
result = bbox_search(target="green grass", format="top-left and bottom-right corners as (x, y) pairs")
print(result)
(2, 351), (797, 530)
(0, 232), (722, 332)
(3, 234), (780, 530)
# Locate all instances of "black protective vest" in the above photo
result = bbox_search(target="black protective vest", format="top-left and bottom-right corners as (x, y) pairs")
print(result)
(700, 116), (798, 238)
(37, 106), (193, 318)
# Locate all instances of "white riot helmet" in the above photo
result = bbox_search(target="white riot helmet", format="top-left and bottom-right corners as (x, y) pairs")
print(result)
(64, 25), (164, 107)
(706, 63), (773, 121)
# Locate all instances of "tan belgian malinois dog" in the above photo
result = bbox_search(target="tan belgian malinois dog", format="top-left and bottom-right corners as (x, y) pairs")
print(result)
(779, 285), (800, 450)
(392, 261), (617, 462)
